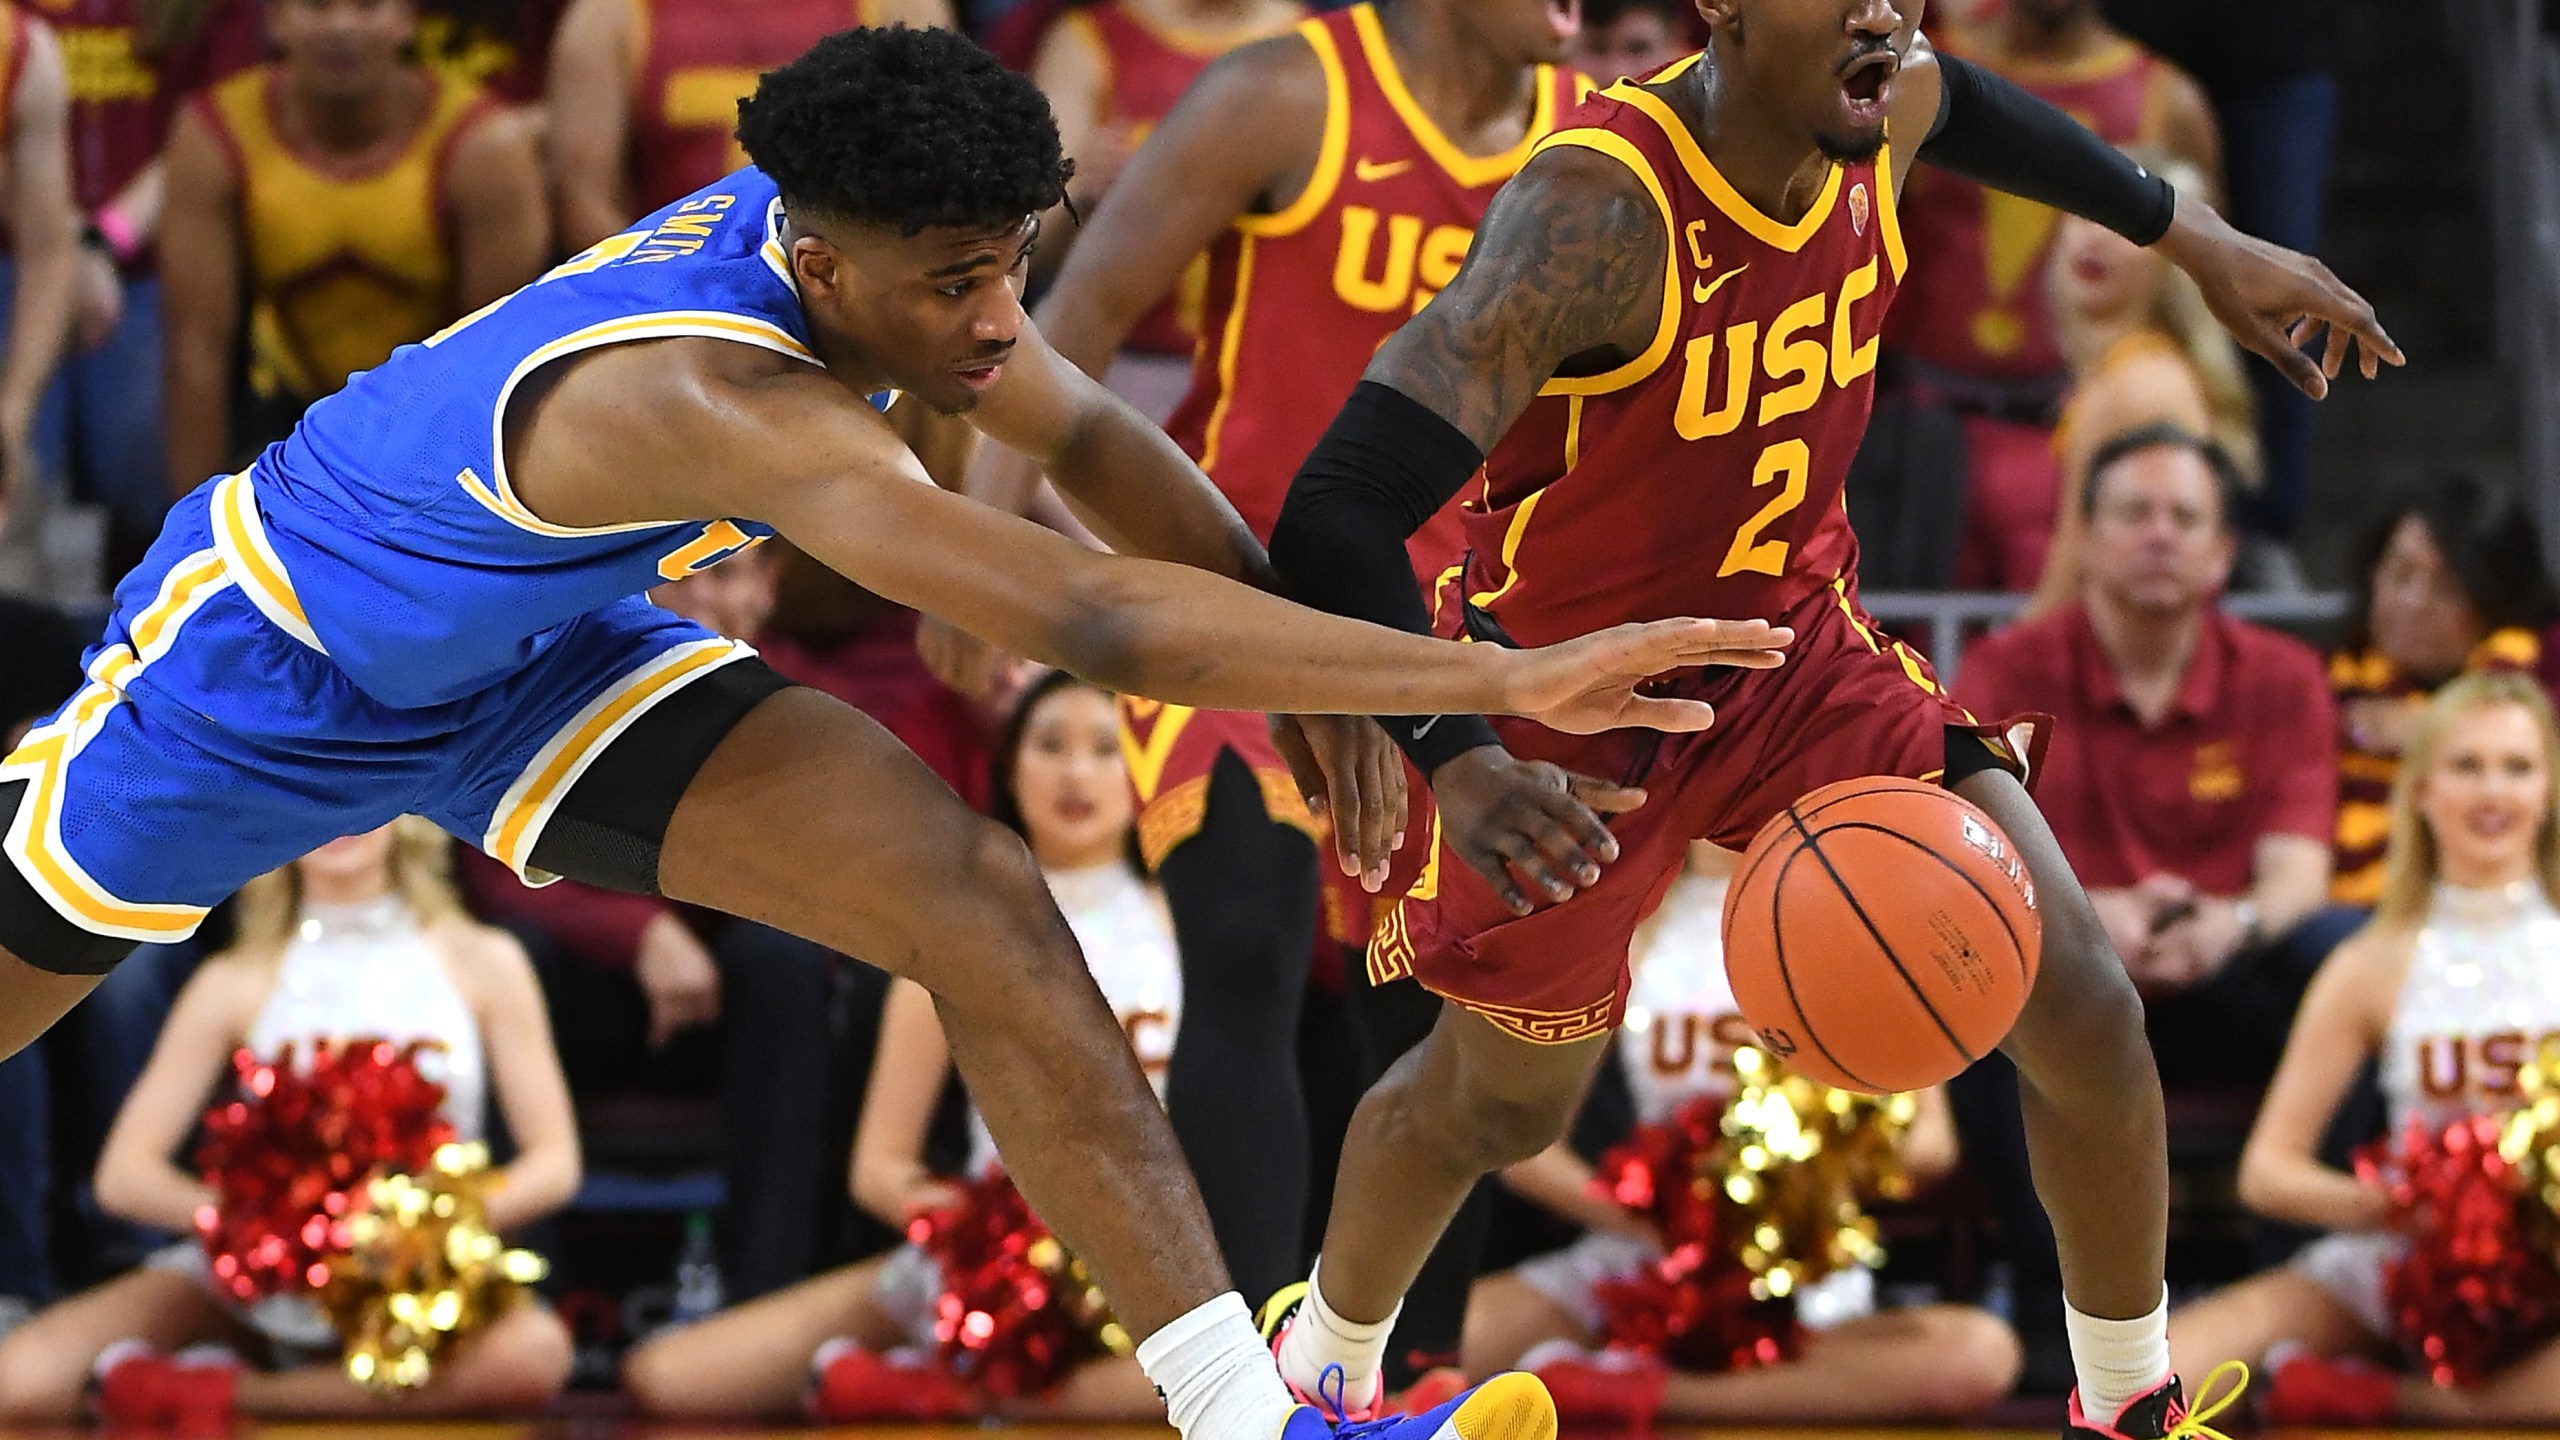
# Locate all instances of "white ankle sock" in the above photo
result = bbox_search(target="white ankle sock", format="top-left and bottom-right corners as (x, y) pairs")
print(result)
(1276, 1259), (1401, 1401)
(1137, 1293), (1300, 1440)
(2066, 1289), (2172, 1420)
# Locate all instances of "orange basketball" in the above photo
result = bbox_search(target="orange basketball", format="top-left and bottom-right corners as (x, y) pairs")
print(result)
(1721, 776), (2043, 1094)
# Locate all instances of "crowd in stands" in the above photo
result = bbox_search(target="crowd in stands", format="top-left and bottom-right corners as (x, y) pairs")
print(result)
(0, 0), (2545, 1427)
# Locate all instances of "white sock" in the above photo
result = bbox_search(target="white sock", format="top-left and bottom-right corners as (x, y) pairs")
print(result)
(1137, 1293), (1300, 1440)
(2066, 1289), (2172, 1420)
(1276, 1258), (1401, 1401)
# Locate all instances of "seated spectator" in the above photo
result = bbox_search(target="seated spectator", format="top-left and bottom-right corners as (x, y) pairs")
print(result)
(0, 819), (578, 1424)
(2165, 673), (2560, 1425)
(1458, 843), (2019, 1426)
(2327, 477), (2557, 908)
(619, 670), (1181, 1421)
(458, 543), (853, 1302)
(1028, 0), (1307, 420)
(159, 0), (547, 489)
(1950, 424), (2336, 1384)
(2022, 152), (2257, 616)
(1876, 0), (2216, 592)
(544, 0), (953, 252)
(1564, 0), (1696, 80)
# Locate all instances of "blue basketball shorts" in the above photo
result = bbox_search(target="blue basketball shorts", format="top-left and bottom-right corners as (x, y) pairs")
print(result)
(0, 482), (790, 974)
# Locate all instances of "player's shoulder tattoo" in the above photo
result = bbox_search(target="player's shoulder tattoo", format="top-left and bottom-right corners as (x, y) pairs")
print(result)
(1369, 145), (1670, 450)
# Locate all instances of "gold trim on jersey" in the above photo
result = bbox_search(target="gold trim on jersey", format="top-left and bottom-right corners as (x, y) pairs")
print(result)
(1530, 129), (1683, 398)
(1606, 63), (1844, 254)
(484, 637), (755, 881)
(1876, 139), (1908, 279)
(0, 552), (232, 942)
(1347, 5), (1554, 189)
(470, 310), (820, 539)
(1237, 17), (1350, 237)
(212, 471), (327, 653)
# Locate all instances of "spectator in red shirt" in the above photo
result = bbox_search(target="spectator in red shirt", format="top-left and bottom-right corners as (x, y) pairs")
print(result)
(1947, 422), (2338, 1391)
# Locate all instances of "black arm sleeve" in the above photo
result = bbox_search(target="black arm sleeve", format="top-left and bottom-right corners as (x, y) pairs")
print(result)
(1268, 381), (1503, 776)
(1922, 51), (2178, 246)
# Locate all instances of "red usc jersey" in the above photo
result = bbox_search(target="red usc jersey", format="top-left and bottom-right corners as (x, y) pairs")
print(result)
(1470, 61), (1902, 647)
(1884, 31), (2168, 380)
(18, 0), (262, 235)
(1066, 0), (1304, 355)
(628, 0), (863, 214)
(1161, 2), (1585, 584)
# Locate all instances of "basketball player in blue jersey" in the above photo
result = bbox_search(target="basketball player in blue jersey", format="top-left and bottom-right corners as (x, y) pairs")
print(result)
(0, 27), (1794, 1440)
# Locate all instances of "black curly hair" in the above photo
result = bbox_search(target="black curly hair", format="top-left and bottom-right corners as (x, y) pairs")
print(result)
(735, 26), (1074, 236)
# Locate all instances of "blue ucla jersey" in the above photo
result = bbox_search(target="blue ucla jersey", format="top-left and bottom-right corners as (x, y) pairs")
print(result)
(228, 166), (887, 710)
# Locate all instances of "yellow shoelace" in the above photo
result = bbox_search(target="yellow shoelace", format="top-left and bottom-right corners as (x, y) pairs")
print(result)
(2163, 1360), (2250, 1440)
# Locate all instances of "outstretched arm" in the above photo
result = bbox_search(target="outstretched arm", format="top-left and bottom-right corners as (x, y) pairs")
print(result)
(1893, 40), (2400, 397)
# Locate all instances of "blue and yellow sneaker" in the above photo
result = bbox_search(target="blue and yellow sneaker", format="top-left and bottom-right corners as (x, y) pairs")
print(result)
(1277, 1370), (1557, 1440)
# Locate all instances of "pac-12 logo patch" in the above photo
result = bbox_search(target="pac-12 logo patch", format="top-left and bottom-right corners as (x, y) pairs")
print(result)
(1849, 183), (1871, 237)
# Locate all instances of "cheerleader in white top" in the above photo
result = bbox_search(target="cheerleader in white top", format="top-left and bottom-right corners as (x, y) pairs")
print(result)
(624, 670), (1186, 1422)
(1461, 841), (2023, 1425)
(2171, 672), (2560, 1425)
(0, 818), (580, 1424)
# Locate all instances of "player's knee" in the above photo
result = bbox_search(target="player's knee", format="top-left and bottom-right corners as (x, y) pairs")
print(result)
(618, 1334), (688, 1415)
(931, 824), (1081, 980)
(0, 1333), (83, 1422)
(1432, 1081), (1579, 1171)
(2014, 902), (2147, 1066)
(1903, 1309), (2023, 1417)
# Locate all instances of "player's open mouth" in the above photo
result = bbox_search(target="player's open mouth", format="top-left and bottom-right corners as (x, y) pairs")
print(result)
(953, 360), (1007, 391)
(1839, 51), (1896, 125)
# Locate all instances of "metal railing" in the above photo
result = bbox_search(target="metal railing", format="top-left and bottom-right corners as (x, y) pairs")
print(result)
(1861, 590), (2351, 689)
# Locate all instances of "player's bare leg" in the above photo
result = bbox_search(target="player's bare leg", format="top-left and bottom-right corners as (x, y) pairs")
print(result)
(1952, 767), (2174, 1414)
(0, 949), (101, 1062)
(655, 687), (1230, 1337)
(1287, 1003), (1607, 1397)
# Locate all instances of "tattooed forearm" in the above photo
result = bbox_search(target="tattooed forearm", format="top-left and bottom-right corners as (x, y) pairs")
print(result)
(1362, 147), (1670, 452)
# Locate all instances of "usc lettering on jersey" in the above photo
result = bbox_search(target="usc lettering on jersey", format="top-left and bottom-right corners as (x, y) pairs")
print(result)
(197, 65), (498, 403)
(1161, 2), (1585, 585)
(1468, 58), (1903, 647)
(1884, 31), (2168, 380)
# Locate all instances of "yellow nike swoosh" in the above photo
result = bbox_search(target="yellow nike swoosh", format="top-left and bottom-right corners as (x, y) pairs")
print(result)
(1692, 263), (1751, 306)
(1354, 156), (1416, 183)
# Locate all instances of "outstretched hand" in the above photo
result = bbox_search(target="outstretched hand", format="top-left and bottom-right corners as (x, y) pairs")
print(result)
(1272, 713), (1407, 890)
(1499, 618), (1792, 735)
(2158, 193), (2404, 399)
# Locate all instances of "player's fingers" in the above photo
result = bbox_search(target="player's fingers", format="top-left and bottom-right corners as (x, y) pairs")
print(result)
(1561, 772), (1645, 826)
(1489, 826), (1576, 906)
(1360, 741), (1405, 889)
(1528, 794), (1617, 887)
(1617, 695), (1719, 733)
(1270, 718), (1328, 816)
(1327, 758), (1367, 878)
(2246, 315), (2330, 399)
(1459, 840), (1535, 915)
(2319, 315), (2350, 381)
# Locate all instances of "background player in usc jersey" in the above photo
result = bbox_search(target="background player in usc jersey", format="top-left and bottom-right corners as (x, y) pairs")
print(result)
(1257, 1), (2400, 1435)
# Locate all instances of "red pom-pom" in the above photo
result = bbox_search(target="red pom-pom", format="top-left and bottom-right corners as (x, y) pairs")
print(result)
(907, 1169), (1126, 1399)
(1588, 1096), (1803, 1372)
(193, 1040), (454, 1303)
(2367, 1114), (2560, 1387)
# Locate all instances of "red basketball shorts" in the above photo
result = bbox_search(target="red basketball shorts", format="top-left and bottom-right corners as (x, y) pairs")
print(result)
(1368, 582), (2031, 1046)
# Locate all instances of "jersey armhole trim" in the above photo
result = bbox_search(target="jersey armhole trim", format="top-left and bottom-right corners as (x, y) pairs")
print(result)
(1876, 139), (1908, 279)
(1237, 20), (1348, 238)
(474, 310), (820, 539)
(1533, 131), (1682, 400)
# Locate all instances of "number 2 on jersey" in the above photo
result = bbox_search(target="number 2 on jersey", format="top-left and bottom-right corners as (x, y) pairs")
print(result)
(1719, 438), (1810, 578)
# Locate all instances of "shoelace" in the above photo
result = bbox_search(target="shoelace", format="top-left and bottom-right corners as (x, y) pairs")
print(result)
(2160, 1360), (2250, 1440)
(1316, 1363), (1355, 1425)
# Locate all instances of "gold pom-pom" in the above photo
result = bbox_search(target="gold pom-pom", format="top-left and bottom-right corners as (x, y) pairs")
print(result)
(2501, 1048), (2560, 1262)
(315, 1141), (549, 1395)
(1713, 1047), (1914, 1300)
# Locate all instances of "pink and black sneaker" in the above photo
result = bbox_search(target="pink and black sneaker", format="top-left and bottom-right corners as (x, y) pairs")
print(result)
(2067, 1362), (2248, 1440)
(1259, 1283), (1386, 1422)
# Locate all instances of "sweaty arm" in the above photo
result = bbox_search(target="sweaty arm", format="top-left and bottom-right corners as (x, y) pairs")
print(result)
(157, 105), (244, 498)
(1267, 146), (1672, 772)
(959, 36), (1324, 541)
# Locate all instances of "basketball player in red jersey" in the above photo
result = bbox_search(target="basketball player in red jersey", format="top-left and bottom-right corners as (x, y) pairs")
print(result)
(1028, 0), (1305, 419)
(543, 0), (955, 250)
(1255, 1), (2399, 1435)
(1886, 0), (2216, 588)
(930, 2), (1587, 1390)
(0, 2), (77, 510)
